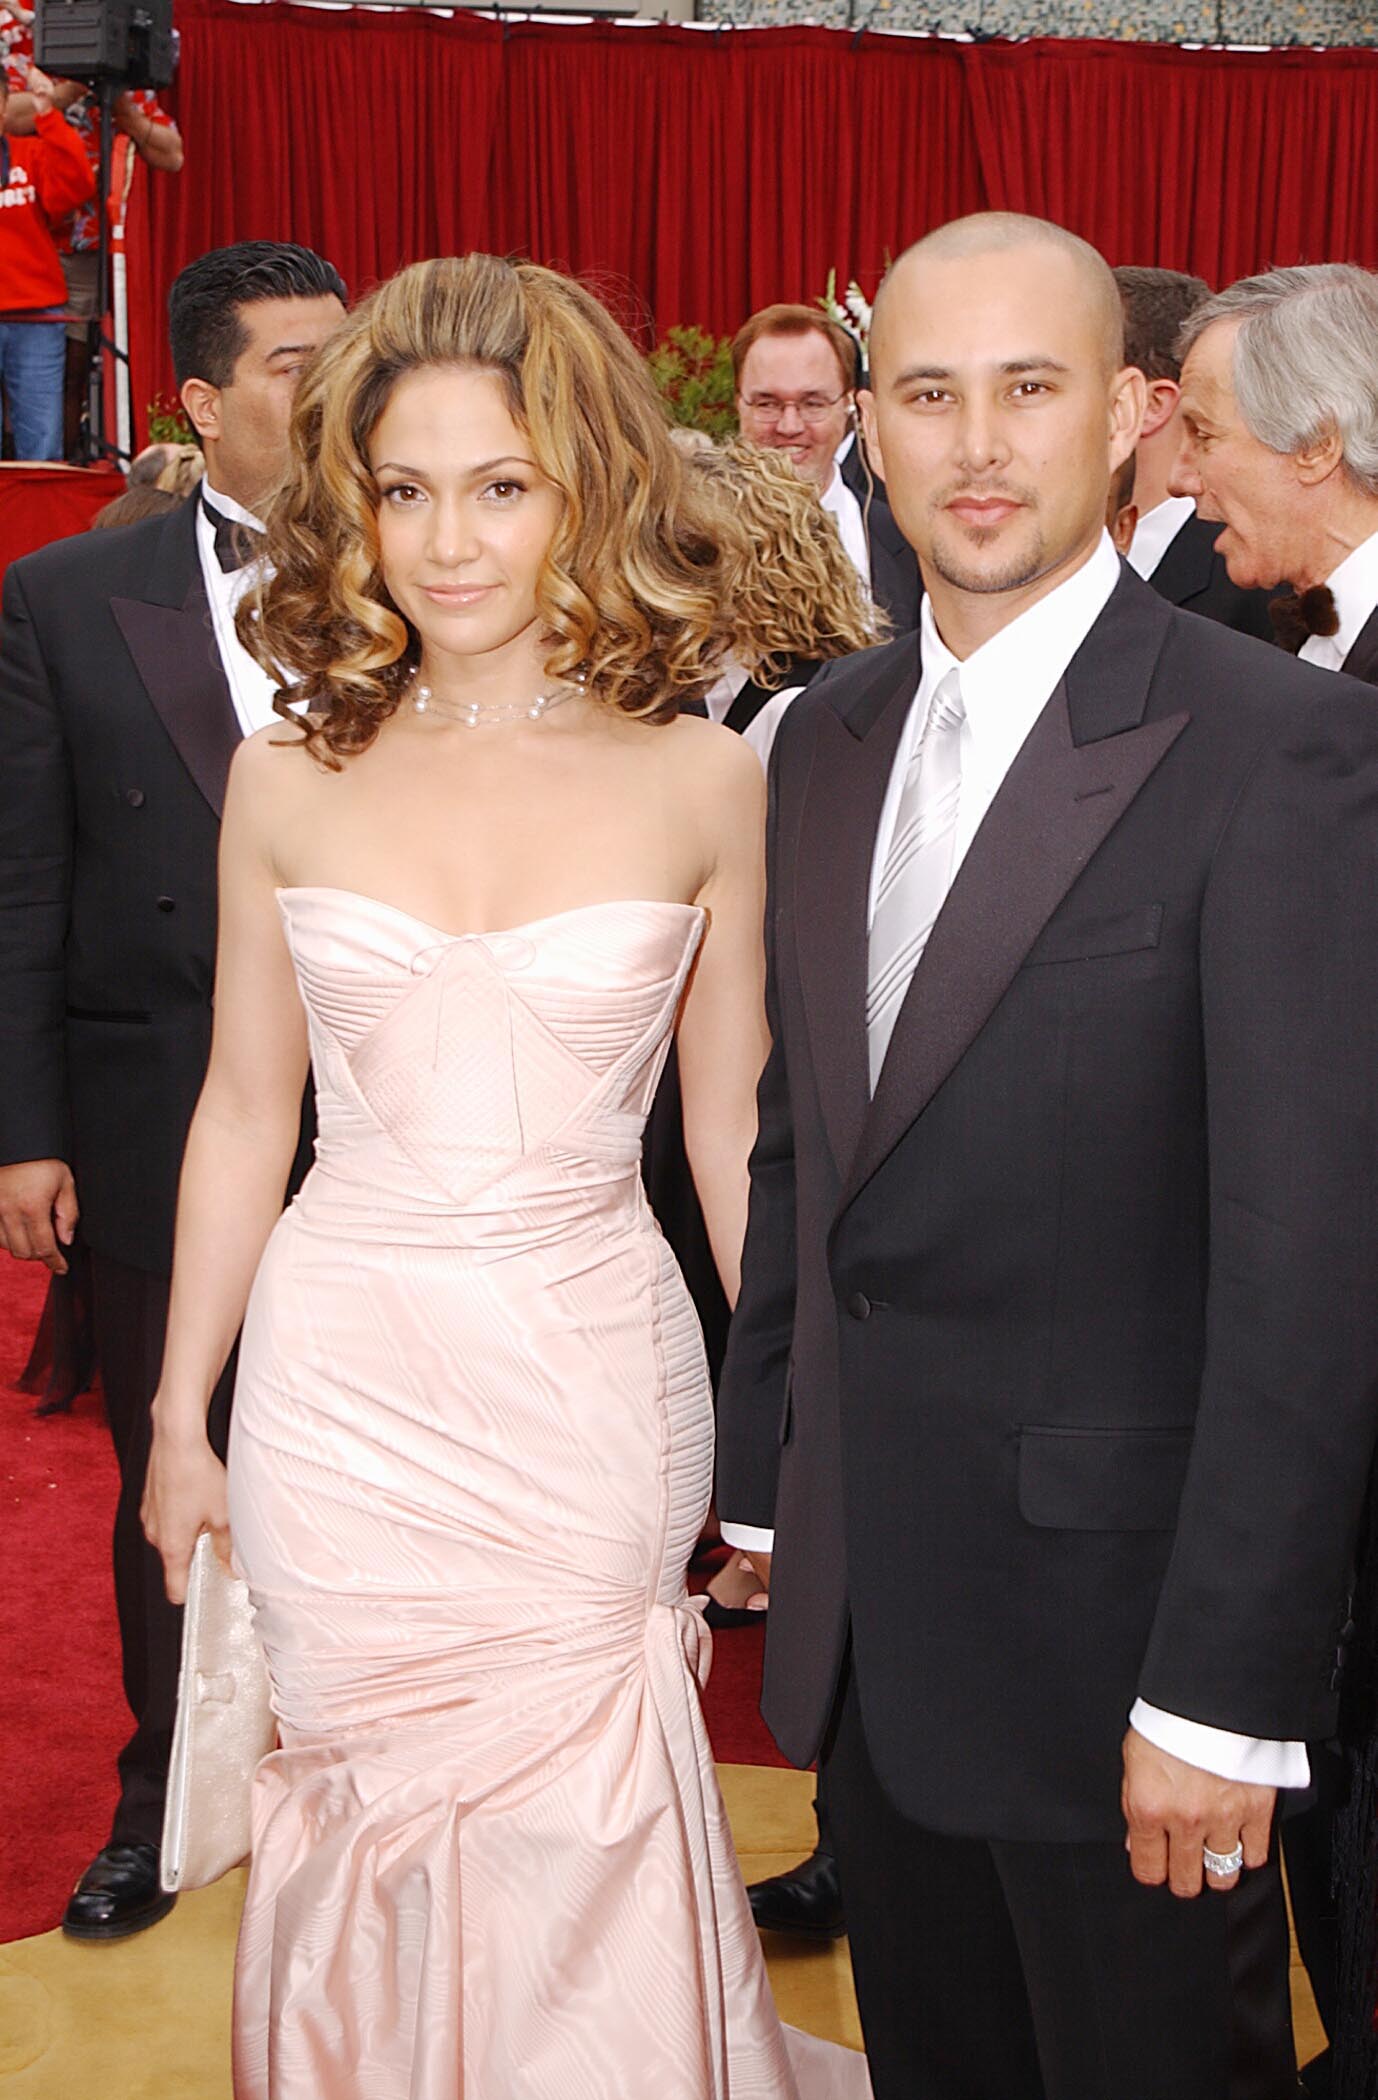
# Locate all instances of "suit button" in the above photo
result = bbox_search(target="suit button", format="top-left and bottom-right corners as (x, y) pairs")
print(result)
(125, 787), (145, 807)
(847, 1292), (872, 1321)
(156, 895), (175, 913)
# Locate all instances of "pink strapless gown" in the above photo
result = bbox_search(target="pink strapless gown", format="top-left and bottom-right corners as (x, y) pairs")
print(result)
(228, 890), (868, 2100)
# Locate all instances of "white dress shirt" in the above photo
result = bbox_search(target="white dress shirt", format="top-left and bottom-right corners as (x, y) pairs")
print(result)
(702, 659), (751, 727)
(741, 685), (805, 773)
(820, 462), (871, 593)
(1126, 495), (1197, 582)
(722, 531), (1308, 1791)
(195, 481), (281, 738)
(1300, 526), (1378, 672)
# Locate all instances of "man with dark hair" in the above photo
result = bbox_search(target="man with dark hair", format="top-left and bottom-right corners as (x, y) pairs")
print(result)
(732, 303), (920, 632)
(0, 241), (345, 1942)
(1113, 265), (1276, 638)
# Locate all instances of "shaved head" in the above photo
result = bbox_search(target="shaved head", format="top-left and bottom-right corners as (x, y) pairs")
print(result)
(873, 214), (1126, 379)
(858, 210), (1144, 652)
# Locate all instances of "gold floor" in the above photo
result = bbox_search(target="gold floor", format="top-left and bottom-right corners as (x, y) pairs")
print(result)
(0, 1763), (1323, 2097)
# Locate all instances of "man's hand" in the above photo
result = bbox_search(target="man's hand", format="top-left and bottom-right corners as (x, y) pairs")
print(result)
(1121, 1726), (1275, 1898)
(745, 1550), (771, 1595)
(0, 1158), (79, 1273)
(24, 64), (57, 118)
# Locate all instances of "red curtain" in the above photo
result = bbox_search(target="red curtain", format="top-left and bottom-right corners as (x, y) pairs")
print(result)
(124, 0), (1378, 441)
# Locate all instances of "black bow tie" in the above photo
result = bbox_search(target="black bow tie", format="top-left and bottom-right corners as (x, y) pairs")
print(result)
(202, 497), (264, 576)
(1269, 584), (1339, 654)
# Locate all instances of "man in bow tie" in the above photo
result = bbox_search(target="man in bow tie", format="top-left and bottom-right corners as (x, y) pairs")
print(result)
(1172, 265), (1378, 682)
(718, 212), (1378, 2098)
(0, 240), (345, 1942)
(1174, 261), (1378, 2099)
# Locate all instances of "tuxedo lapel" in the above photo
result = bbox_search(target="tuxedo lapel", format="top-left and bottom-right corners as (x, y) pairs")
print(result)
(110, 497), (240, 819)
(1342, 604), (1378, 688)
(838, 573), (1189, 1215)
(794, 635), (921, 1178)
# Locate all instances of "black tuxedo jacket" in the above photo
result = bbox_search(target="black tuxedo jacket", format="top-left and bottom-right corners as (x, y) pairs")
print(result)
(716, 570), (1378, 1844)
(1343, 605), (1378, 686)
(838, 440), (921, 635)
(0, 492), (300, 1275)
(1148, 512), (1278, 642)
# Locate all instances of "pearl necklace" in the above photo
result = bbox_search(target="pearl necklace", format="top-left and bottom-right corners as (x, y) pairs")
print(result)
(410, 673), (584, 729)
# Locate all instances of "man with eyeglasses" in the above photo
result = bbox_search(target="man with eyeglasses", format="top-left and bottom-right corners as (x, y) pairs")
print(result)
(731, 303), (920, 634)
(726, 301), (922, 1947)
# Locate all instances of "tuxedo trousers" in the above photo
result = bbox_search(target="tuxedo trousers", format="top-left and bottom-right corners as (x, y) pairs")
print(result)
(822, 1661), (1297, 2100)
(89, 1251), (235, 1850)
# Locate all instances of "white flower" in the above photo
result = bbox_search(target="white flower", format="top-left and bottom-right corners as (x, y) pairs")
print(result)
(845, 284), (873, 332)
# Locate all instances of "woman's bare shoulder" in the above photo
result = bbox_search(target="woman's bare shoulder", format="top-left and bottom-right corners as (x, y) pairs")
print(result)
(229, 717), (334, 793)
(655, 710), (765, 804)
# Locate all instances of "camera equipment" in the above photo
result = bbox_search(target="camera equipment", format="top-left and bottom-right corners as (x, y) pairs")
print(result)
(34, 0), (175, 89)
(32, 1), (179, 462)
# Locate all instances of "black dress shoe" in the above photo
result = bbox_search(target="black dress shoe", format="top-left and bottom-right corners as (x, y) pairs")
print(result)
(62, 1843), (176, 1942)
(747, 1846), (846, 1940)
(702, 1596), (768, 1632)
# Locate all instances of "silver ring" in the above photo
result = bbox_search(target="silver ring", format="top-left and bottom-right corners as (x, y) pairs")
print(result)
(1202, 1843), (1245, 1877)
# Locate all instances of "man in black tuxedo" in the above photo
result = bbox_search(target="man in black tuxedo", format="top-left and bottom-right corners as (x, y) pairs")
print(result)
(1175, 264), (1378, 683)
(732, 304), (921, 633)
(1175, 261), (1378, 2097)
(1113, 265), (1276, 640)
(717, 212), (1378, 2098)
(0, 240), (346, 1940)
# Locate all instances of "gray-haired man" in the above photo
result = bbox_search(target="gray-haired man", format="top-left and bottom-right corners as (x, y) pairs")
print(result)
(1171, 263), (1378, 679)
(1172, 260), (1378, 2100)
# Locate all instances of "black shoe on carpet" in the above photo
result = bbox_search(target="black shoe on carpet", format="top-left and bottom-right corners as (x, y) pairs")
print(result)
(702, 1596), (767, 1631)
(747, 1846), (846, 1940)
(62, 1842), (177, 1941)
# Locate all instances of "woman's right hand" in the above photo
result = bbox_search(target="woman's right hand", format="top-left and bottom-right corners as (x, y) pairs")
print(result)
(141, 1411), (231, 1606)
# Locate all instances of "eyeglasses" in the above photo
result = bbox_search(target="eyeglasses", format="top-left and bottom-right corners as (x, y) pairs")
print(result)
(738, 390), (849, 427)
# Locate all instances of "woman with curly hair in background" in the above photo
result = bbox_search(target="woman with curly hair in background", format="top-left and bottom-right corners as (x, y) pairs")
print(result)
(140, 253), (870, 2099)
(692, 434), (884, 770)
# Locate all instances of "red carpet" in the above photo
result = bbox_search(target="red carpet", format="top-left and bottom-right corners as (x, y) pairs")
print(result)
(0, 1257), (124, 1942)
(0, 1253), (783, 1944)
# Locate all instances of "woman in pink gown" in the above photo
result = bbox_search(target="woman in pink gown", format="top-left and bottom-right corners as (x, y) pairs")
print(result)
(141, 256), (869, 2100)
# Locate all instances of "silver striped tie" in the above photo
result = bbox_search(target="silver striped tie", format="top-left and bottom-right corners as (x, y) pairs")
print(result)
(866, 669), (966, 1091)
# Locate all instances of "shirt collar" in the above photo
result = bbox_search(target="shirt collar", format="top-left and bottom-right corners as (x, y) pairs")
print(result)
(201, 479), (267, 535)
(1126, 495), (1195, 582)
(919, 532), (1122, 735)
(1321, 525), (1378, 661)
(819, 469), (855, 520)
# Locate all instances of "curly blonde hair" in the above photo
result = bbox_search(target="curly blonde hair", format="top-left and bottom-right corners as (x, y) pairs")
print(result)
(241, 256), (734, 761)
(689, 440), (884, 687)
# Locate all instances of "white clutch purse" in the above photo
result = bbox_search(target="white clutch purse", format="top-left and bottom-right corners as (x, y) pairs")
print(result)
(160, 1531), (277, 1894)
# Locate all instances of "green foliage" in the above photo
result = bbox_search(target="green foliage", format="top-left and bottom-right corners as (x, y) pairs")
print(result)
(146, 394), (194, 445)
(646, 325), (737, 440)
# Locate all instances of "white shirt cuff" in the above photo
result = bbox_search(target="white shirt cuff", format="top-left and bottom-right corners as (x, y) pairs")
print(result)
(1129, 1699), (1310, 1789)
(719, 1523), (776, 1553)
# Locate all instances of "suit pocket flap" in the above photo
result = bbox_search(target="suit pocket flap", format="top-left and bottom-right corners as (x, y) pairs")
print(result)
(1017, 1425), (1193, 1532)
(1022, 903), (1163, 968)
